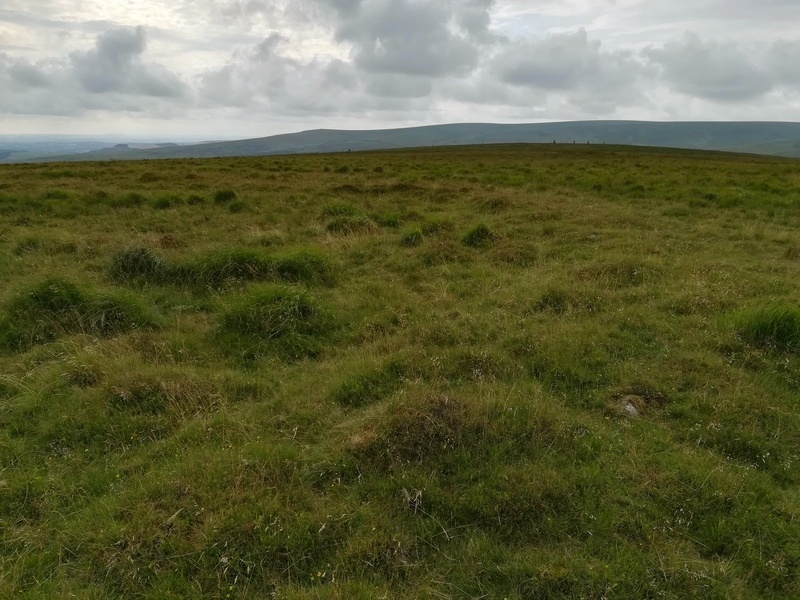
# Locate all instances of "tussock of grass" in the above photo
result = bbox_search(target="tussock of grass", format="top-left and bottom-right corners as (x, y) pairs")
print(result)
(399, 228), (423, 247)
(326, 215), (378, 234)
(462, 223), (496, 248)
(370, 212), (401, 228)
(320, 202), (358, 218)
(110, 192), (146, 208)
(107, 373), (221, 416)
(213, 189), (237, 204)
(349, 394), (467, 469)
(109, 247), (333, 288)
(218, 285), (334, 359)
(109, 247), (169, 284)
(331, 360), (406, 407)
(579, 260), (654, 289)
(735, 304), (800, 352)
(0, 278), (158, 351)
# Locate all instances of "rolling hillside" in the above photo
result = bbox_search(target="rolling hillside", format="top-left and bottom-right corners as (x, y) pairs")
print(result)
(25, 121), (800, 163)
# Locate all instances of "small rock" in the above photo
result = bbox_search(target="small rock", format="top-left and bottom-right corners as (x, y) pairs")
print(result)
(623, 401), (639, 417)
(616, 394), (647, 417)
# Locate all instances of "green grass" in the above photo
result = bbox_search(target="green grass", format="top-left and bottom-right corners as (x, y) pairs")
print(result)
(1, 144), (800, 598)
(735, 304), (800, 352)
(0, 278), (158, 350)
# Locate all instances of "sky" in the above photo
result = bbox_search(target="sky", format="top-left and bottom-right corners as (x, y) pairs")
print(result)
(0, 0), (798, 139)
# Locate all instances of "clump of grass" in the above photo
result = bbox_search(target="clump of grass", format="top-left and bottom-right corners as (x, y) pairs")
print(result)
(42, 190), (69, 200)
(138, 172), (161, 183)
(734, 305), (800, 352)
(13, 236), (42, 256)
(218, 285), (333, 360)
(371, 212), (401, 228)
(0, 278), (158, 351)
(109, 247), (169, 284)
(349, 394), (466, 469)
(462, 223), (496, 248)
(421, 218), (454, 235)
(13, 236), (78, 257)
(579, 260), (651, 289)
(111, 192), (147, 208)
(183, 248), (332, 288)
(536, 288), (578, 314)
(400, 228), (423, 247)
(331, 361), (406, 407)
(214, 189), (237, 204)
(228, 201), (247, 213)
(785, 245), (800, 260)
(152, 195), (183, 210)
(270, 249), (334, 285)
(182, 249), (275, 288)
(187, 194), (206, 205)
(326, 216), (378, 235)
(321, 203), (359, 218)
(110, 247), (332, 289)
(107, 373), (220, 416)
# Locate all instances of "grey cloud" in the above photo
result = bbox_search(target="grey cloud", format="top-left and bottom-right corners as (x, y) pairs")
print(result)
(495, 29), (640, 92)
(7, 59), (50, 87)
(198, 31), (433, 116)
(71, 26), (186, 97)
(0, 27), (190, 117)
(320, 0), (497, 77)
(769, 40), (800, 87)
(485, 29), (645, 113)
(646, 33), (774, 102)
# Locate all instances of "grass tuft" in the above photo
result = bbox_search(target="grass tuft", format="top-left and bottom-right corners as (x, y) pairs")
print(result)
(400, 228), (423, 247)
(349, 394), (466, 469)
(218, 285), (334, 359)
(0, 278), (158, 351)
(331, 361), (406, 407)
(321, 202), (358, 218)
(735, 304), (800, 352)
(462, 223), (496, 248)
(109, 247), (169, 284)
(213, 189), (237, 204)
(110, 247), (332, 289)
(326, 215), (378, 235)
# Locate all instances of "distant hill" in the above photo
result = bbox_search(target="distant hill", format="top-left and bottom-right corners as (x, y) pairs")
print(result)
(24, 121), (800, 163)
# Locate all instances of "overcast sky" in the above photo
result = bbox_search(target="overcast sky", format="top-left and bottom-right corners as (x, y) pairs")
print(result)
(1, 0), (798, 138)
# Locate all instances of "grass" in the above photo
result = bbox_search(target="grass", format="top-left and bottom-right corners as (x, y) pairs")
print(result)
(735, 304), (800, 352)
(110, 247), (333, 289)
(0, 278), (158, 350)
(218, 285), (334, 360)
(1, 143), (799, 598)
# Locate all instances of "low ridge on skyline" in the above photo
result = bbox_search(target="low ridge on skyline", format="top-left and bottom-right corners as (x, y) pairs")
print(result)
(6, 121), (800, 164)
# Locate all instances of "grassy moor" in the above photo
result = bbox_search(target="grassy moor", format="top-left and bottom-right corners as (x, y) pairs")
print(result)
(1, 144), (800, 598)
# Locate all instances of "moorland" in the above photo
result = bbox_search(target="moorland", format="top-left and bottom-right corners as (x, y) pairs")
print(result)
(7, 120), (800, 164)
(1, 144), (799, 598)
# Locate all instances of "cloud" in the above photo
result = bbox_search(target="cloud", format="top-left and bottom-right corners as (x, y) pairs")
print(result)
(493, 29), (642, 95)
(318, 0), (498, 77)
(0, 26), (189, 116)
(645, 33), (773, 102)
(769, 40), (800, 88)
(71, 26), (186, 97)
